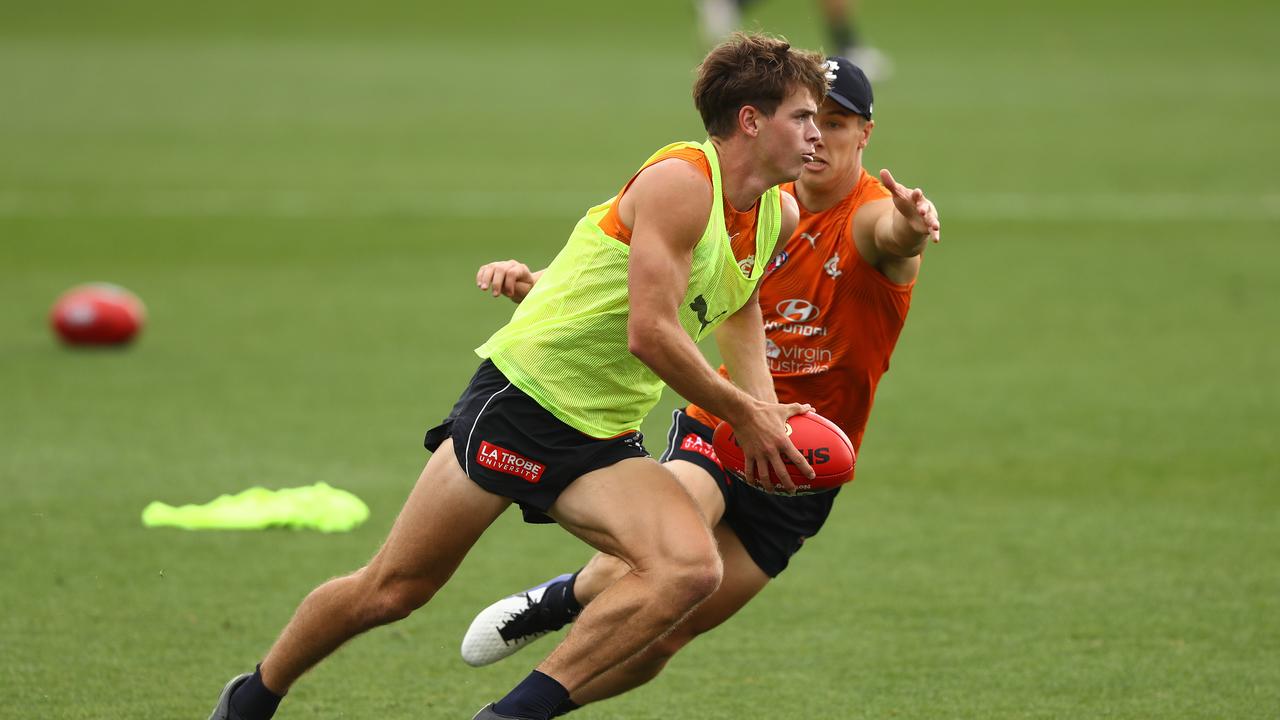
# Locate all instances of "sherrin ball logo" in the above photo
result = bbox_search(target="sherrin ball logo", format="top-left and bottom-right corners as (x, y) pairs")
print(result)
(710, 411), (855, 494)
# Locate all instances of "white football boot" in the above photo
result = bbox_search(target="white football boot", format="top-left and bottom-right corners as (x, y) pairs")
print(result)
(461, 574), (575, 667)
(463, 571), (578, 666)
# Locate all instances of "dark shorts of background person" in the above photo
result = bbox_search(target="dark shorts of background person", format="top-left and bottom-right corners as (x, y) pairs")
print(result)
(425, 359), (649, 524)
(659, 408), (839, 577)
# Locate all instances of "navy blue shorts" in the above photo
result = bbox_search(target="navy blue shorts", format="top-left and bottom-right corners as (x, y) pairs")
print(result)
(425, 360), (649, 523)
(660, 408), (839, 577)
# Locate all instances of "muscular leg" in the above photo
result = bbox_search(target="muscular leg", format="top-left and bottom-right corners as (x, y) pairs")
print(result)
(533, 458), (723, 692)
(258, 439), (509, 693)
(571, 522), (771, 706)
(571, 459), (726, 604)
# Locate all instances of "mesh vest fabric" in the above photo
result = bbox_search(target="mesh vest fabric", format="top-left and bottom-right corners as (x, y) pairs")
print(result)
(477, 140), (781, 438)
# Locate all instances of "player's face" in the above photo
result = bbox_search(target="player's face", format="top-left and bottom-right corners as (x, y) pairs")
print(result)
(756, 86), (821, 184)
(800, 98), (872, 192)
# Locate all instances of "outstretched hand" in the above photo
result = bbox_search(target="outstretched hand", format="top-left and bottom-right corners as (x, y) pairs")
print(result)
(880, 169), (941, 243)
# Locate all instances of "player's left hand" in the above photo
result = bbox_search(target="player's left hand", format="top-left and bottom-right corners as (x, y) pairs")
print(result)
(476, 259), (536, 303)
(880, 169), (941, 243)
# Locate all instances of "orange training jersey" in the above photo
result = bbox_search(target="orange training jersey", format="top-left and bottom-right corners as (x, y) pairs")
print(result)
(687, 169), (910, 451)
(597, 146), (760, 269)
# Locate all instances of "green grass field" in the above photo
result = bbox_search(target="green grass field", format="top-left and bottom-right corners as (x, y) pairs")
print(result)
(3, 1), (1278, 717)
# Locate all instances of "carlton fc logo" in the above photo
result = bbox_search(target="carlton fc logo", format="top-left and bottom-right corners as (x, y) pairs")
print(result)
(824, 253), (842, 278)
(776, 298), (820, 323)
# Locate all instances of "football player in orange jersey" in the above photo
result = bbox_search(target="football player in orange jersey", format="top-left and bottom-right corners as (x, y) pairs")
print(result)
(463, 57), (939, 716)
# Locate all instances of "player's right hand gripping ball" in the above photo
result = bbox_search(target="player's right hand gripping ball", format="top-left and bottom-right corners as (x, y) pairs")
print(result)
(712, 411), (855, 494)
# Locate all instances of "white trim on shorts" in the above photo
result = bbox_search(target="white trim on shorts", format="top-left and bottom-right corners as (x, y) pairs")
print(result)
(658, 408), (682, 463)
(463, 382), (513, 477)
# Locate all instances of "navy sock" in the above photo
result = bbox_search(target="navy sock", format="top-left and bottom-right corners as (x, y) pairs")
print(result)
(493, 670), (569, 720)
(540, 572), (583, 626)
(553, 698), (582, 716)
(229, 665), (283, 720)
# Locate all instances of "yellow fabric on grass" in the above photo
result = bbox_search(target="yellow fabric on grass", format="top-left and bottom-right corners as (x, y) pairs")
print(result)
(141, 482), (369, 532)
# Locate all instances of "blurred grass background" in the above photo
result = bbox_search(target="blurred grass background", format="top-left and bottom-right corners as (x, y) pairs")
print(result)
(2, 0), (1278, 717)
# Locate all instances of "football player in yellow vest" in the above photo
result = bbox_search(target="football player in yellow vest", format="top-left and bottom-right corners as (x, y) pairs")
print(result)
(208, 33), (829, 720)
(465, 57), (941, 717)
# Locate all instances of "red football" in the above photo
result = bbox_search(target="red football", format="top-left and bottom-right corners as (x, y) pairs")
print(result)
(50, 283), (146, 346)
(712, 411), (855, 494)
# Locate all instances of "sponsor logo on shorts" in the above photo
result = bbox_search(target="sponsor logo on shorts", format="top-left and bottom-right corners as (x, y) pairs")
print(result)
(476, 441), (545, 483)
(680, 433), (721, 466)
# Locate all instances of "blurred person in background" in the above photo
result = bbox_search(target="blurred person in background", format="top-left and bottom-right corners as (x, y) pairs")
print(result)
(463, 57), (939, 715)
(698, 0), (892, 79)
(207, 33), (829, 720)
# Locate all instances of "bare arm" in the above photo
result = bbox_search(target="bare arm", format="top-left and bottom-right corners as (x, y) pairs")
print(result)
(626, 161), (812, 491)
(852, 168), (941, 284)
(713, 191), (799, 405)
(714, 285), (776, 403)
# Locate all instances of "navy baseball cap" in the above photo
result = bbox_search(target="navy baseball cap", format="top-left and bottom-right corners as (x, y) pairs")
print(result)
(825, 56), (873, 119)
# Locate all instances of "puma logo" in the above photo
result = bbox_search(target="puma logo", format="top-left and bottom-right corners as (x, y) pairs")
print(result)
(689, 294), (727, 333)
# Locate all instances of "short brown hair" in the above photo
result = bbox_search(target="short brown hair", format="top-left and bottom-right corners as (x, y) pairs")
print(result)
(694, 32), (829, 139)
